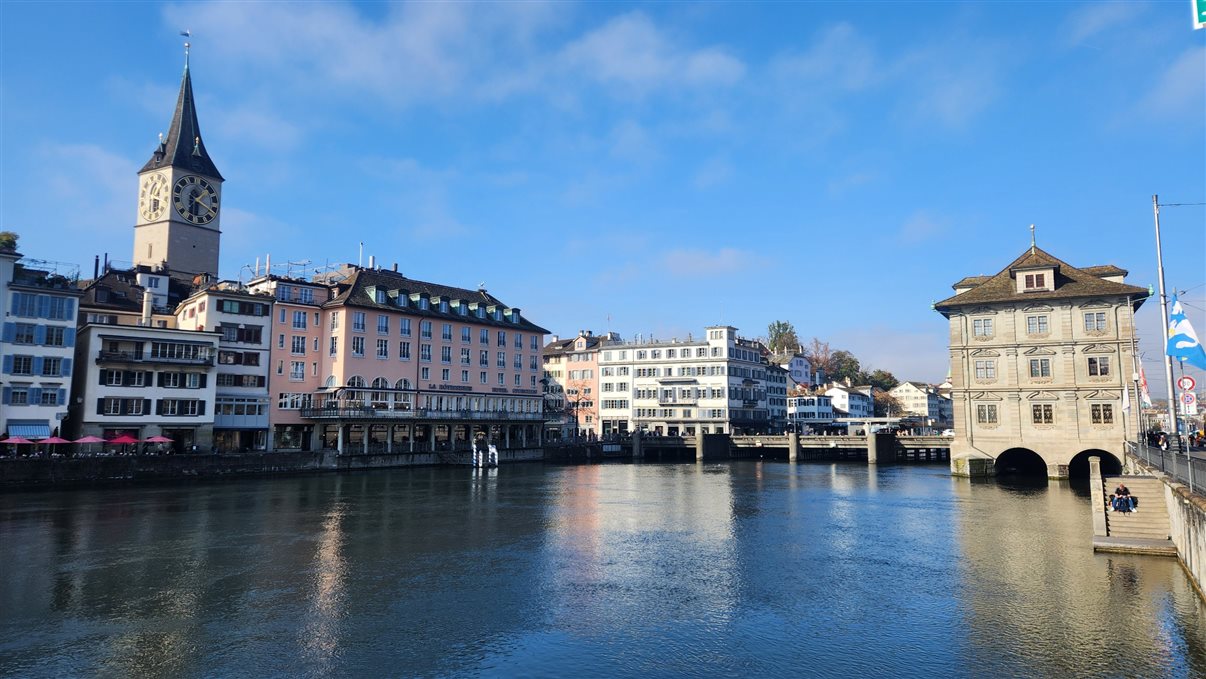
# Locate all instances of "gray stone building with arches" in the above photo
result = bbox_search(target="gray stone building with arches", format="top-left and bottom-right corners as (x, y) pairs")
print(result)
(936, 244), (1148, 479)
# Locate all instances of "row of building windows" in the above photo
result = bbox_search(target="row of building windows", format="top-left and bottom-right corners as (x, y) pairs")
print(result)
(97, 397), (205, 416)
(1, 385), (65, 406)
(2, 322), (74, 347)
(973, 357), (1112, 380)
(975, 403), (1114, 425)
(971, 312), (1111, 338)
(3, 355), (72, 377)
(10, 293), (75, 320)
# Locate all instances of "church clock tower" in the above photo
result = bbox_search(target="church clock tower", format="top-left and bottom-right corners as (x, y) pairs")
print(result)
(133, 49), (224, 277)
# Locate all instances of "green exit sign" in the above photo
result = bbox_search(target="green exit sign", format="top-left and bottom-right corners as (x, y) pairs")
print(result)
(1197, 0), (1206, 29)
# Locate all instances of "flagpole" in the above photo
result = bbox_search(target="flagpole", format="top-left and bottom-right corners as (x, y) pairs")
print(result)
(1153, 194), (1181, 451)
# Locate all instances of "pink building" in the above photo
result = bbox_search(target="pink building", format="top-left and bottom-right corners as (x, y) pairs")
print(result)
(246, 275), (330, 450)
(258, 265), (547, 454)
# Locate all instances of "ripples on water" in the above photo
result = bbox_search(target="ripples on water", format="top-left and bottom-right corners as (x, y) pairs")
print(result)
(0, 462), (1203, 678)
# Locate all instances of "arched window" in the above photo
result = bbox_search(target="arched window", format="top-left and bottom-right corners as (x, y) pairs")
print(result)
(370, 377), (389, 408)
(323, 375), (336, 388)
(395, 378), (412, 390)
(346, 376), (366, 388)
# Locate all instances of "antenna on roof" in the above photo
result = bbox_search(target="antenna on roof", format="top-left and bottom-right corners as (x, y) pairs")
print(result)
(1029, 223), (1036, 253)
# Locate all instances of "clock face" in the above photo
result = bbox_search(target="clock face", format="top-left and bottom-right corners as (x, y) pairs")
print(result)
(139, 173), (169, 221)
(173, 175), (220, 225)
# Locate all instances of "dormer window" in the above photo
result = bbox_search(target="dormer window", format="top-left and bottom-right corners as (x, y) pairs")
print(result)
(1015, 266), (1055, 293)
(1024, 273), (1045, 289)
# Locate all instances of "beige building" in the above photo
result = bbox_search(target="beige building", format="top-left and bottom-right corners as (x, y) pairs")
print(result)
(935, 245), (1146, 479)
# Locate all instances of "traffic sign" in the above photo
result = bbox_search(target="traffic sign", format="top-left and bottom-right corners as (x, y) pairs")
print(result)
(1182, 392), (1198, 416)
(1178, 375), (1197, 392)
(1197, 0), (1206, 30)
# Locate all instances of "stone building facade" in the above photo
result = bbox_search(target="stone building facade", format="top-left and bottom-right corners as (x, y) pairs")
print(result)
(935, 245), (1147, 478)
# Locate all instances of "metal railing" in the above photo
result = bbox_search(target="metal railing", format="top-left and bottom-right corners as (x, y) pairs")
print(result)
(299, 407), (544, 421)
(97, 350), (214, 366)
(1128, 442), (1205, 496)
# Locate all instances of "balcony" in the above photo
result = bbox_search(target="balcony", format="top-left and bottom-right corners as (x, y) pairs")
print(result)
(96, 350), (214, 366)
(657, 397), (698, 406)
(299, 407), (545, 421)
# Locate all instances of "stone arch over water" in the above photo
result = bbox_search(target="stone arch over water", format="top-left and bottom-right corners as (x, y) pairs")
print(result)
(1068, 449), (1121, 479)
(994, 448), (1048, 477)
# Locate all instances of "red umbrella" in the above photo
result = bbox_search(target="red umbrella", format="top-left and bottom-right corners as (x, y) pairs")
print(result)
(144, 435), (174, 443)
(107, 434), (141, 445)
(0, 437), (34, 445)
(41, 436), (72, 444)
(73, 436), (106, 444)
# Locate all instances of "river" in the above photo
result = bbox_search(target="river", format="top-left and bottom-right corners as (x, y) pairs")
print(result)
(1, 462), (1203, 678)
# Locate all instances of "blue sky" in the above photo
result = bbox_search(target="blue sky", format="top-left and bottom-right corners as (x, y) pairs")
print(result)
(1, 1), (1203, 390)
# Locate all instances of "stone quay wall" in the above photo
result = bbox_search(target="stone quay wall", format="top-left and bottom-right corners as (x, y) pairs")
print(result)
(1125, 455), (1206, 599)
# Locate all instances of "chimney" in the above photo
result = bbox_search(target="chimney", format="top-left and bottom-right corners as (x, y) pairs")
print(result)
(265, 253), (271, 276)
(93, 255), (100, 279)
(255, 257), (260, 277)
(141, 288), (153, 327)
(392, 262), (398, 272)
(369, 255), (376, 269)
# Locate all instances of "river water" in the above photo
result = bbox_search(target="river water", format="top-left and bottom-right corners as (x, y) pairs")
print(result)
(1, 462), (1203, 678)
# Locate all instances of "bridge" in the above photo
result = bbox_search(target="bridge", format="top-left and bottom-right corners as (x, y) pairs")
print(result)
(544, 432), (950, 464)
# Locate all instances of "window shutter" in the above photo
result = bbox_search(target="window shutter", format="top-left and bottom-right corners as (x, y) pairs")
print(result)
(34, 325), (46, 345)
(36, 295), (50, 318)
(0, 323), (14, 343)
(1, 387), (10, 405)
(144, 371), (154, 386)
(1, 355), (11, 375)
(30, 387), (42, 403)
(58, 389), (66, 406)
(157, 372), (165, 387)
(118, 398), (127, 415)
(97, 398), (105, 415)
(198, 374), (207, 388)
(64, 298), (75, 318)
(156, 399), (165, 415)
(61, 358), (72, 377)
(65, 331), (75, 348)
(143, 399), (151, 415)
(98, 370), (107, 385)
(124, 371), (136, 386)
(32, 357), (44, 375)
(196, 400), (207, 416)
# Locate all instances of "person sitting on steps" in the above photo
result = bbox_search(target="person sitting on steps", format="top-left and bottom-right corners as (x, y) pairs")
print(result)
(1112, 483), (1137, 513)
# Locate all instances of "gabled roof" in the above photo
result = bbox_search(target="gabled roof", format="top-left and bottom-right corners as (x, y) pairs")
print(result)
(140, 65), (223, 180)
(324, 268), (549, 334)
(544, 334), (607, 354)
(79, 267), (197, 313)
(935, 246), (1148, 313)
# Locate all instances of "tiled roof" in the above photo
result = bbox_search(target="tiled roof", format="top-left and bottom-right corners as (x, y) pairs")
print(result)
(324, 268), (549, 334)
(139, 66), (223, 180)
(79, 268), (196, 313)
(935, 246), (1148, 312)
(952, 275), (991, 289)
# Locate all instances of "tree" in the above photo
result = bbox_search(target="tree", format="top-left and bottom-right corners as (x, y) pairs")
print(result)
(865, 369), (900, 392)
(804, 338), (833, 378)
(767, 320), (800, 355)
(873, 392), (902, 418)
(829, 350), (862, 383)
(0, 231), (17, 252)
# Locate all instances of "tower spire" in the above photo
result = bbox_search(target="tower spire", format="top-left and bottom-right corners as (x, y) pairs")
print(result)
(140, 38), (223, 180)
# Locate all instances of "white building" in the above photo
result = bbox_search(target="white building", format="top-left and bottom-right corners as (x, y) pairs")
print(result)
(175, 285), (274, 452)
(68, 323), (220, 449)
(824, 383), (874, 420)
(787, 394), (836, 432)
(890, 381), (952, 427)
(597, 326), (772, 436)
(773, 353), (813, 389)
(1, 255), (83, 440)
(766, 364), (789, 431)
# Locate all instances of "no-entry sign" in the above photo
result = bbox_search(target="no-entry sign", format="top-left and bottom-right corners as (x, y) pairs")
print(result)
(1178, 375), (1197, 392)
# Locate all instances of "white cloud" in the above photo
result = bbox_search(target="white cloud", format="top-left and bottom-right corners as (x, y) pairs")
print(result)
(1139, 46), (1206, 120)
(557, 12), (744, 94)
(692, 157), (733, 189)
(897, 211), (948, 245)
(1064, 2), (1147, 46)
(661, 247), (763, 275)
(892, 39), (1005, 128)
(772, 23), (878, 92)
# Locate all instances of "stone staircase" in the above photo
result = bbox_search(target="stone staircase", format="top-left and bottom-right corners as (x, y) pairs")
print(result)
(1103, 476), (1170, 541)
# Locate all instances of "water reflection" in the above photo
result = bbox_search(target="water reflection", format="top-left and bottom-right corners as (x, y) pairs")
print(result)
(0, 463), (1202, 678)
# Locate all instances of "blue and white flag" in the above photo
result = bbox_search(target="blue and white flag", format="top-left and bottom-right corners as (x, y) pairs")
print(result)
(1167, 295), (1206, 370)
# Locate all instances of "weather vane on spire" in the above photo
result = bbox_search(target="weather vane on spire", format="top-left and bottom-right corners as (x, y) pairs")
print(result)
(181, 30), (191, 69)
